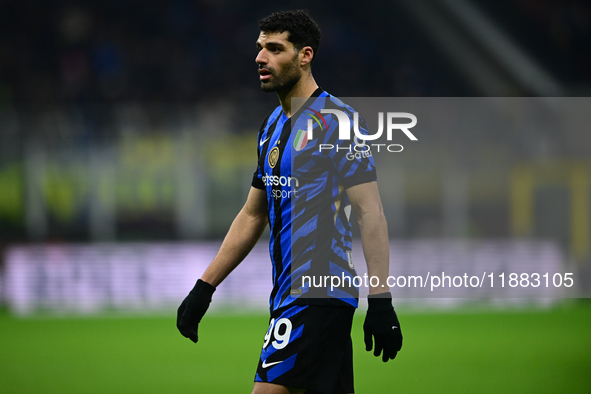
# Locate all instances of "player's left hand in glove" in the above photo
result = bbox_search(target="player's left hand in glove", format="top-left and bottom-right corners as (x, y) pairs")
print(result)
(177, 279), (216, 343)
(363, 292), (403, 362)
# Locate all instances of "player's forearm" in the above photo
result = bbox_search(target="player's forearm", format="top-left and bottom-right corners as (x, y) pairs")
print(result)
(357, 210), (390, 295)
(201, 207), (268, 287)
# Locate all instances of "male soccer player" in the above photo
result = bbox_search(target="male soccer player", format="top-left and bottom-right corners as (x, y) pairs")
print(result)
(177, 10), (402, 394)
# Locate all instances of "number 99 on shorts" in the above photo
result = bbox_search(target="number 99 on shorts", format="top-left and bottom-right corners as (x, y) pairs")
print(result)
(263, 318), (293, 350)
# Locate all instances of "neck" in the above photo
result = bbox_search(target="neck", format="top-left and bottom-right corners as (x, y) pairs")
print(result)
(277, 73), (318, 118)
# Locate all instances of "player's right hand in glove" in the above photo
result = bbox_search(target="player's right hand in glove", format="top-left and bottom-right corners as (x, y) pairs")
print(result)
(177, 279), (216, 343)
(363, 292), (403, 362)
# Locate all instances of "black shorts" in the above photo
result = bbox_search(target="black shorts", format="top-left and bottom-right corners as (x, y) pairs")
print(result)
(254, 304), (356, 394)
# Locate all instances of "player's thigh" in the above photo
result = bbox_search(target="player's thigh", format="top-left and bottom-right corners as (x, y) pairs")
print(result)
(252, 382), (306, 394)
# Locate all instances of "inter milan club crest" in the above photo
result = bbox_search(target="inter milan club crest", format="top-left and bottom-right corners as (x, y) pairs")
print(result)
(268, 146), (280, 168)
(293, 129), (308, 151)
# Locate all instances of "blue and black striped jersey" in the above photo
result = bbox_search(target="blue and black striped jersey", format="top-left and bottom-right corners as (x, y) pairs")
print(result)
(252, 88), (377, 313)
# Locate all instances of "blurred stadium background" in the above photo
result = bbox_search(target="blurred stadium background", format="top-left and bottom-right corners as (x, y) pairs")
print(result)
(0, 0), (590, 393)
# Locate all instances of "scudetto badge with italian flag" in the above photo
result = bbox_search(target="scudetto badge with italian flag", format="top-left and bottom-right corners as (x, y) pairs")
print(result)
(293, 129), (309, 151)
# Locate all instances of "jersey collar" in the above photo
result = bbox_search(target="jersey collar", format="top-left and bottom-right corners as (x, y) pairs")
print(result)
(288, 87), (326, 120)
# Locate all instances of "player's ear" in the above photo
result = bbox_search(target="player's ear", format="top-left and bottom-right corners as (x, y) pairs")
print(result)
(300, 46), (314, 67)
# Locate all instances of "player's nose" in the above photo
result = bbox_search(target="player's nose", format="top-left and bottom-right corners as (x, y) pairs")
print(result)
(255, 49), (267, 65)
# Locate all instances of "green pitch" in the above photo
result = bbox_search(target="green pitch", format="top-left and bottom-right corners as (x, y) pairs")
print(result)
(1, 302), (590, 394)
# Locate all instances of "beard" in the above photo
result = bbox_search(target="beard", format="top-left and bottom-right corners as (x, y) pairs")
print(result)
(260, 53), (302, 93)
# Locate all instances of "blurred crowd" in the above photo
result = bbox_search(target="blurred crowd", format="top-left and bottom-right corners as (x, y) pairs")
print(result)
(0, 0), (472, 105)
(2, 0), (589, 106)
(481, 0), (591, 87)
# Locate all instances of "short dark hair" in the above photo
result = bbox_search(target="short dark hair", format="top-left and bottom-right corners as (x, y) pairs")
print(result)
(259, 10), (321, 62)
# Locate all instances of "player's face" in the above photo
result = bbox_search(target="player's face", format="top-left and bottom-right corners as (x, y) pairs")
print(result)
(255, 31), (302, 93)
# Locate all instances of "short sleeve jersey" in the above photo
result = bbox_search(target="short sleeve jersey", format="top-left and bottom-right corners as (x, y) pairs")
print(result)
(252, 88), (377, 313)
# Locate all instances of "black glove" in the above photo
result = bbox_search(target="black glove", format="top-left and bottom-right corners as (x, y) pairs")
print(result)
(177, 279), (216, 343)
(363, 292), (403, 362)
